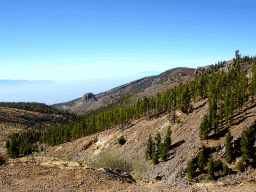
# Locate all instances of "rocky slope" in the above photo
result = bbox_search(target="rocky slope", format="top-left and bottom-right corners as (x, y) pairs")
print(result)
(1, 93), (256, 191)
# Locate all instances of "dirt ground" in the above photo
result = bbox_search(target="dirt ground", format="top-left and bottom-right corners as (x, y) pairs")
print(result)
(0, 160), (256, 192)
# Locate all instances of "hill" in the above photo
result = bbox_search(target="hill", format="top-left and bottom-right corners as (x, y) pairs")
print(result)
(1, 54), (256, 191)
(0, 106), (69, 154)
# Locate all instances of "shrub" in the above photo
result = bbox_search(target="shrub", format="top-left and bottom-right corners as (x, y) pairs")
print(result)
(0, 152), (8, 166)
(118, 136), (126, 145)
(87, 149), (147, 179)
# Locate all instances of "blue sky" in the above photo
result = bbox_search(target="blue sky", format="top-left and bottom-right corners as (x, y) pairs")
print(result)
(1, 0), (256, 104)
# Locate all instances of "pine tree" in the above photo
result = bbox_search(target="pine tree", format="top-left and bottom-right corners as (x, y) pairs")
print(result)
(236, 160), (244, 172)
(199, 113), (209, 140)
(5, 140), (10, 156)
(5, 140), (10, 149)
(164, 126), (171, 149)
(213, 118), (219, 134)
(207, 156), (214, 180)
(151, 142), (159, 165)
(240, 128), (255, 161)
(155, 132), (161, 154)
(145, 135), (153, 160)
(229, 93), (236, 124)
(225, 131), (233, 163)
(208, 100), (213, 130)
(223, 164), (229, 175)
(187, 160), (195, 178)
(224, 95), (230, 125)
(214, 159), (223, 175)
(198, 150), (205, 172)
(218, 102), (224, 126)
(159, 142), (167, 161)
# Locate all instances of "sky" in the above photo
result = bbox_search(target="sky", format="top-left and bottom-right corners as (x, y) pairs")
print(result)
(1, 0), (256, 104)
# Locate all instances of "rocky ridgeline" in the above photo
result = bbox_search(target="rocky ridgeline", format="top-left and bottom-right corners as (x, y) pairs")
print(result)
(194, 59), (254, 75)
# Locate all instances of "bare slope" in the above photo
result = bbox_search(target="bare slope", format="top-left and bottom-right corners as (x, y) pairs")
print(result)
(46, 96), (256, 186)
(1, 96), (256, 191)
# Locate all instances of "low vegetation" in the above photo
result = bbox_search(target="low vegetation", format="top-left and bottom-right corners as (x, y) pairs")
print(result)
(118, 135), (126, 145)
(0, 152), (8, 166)
(87, 149), (147, 179)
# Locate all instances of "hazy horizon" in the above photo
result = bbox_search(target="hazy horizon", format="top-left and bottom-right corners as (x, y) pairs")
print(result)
(1, 0), (255, 104)
(0, 71), (161, 105)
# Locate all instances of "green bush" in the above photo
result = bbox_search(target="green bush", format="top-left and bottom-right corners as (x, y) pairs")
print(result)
(118, 136), (126, 145)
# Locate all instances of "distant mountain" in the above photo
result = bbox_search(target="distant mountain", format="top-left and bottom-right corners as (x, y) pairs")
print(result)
(52, 67), (195, 115)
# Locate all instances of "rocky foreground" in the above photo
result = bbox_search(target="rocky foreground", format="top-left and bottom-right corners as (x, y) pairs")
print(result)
(0, 159), (256, 192)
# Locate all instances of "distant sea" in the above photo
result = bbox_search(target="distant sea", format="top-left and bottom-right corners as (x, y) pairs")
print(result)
(0, 71), (160, 105)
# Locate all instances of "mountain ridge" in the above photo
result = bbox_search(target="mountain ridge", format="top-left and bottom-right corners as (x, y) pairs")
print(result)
(52, 67), (196, 115)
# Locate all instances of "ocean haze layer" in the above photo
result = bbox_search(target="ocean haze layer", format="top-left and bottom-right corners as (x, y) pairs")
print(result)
(0, 72), (159, 105)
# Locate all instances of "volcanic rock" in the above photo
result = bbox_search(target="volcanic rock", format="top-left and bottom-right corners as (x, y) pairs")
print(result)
(82, 93), (97, 102)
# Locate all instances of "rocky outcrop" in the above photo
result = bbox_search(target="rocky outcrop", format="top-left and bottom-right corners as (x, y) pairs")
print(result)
(82, 93), (97, 101)
(194, 64), (213, 75)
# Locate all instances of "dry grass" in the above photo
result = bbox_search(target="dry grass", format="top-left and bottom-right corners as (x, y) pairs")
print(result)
(87, 148), (148, 179)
